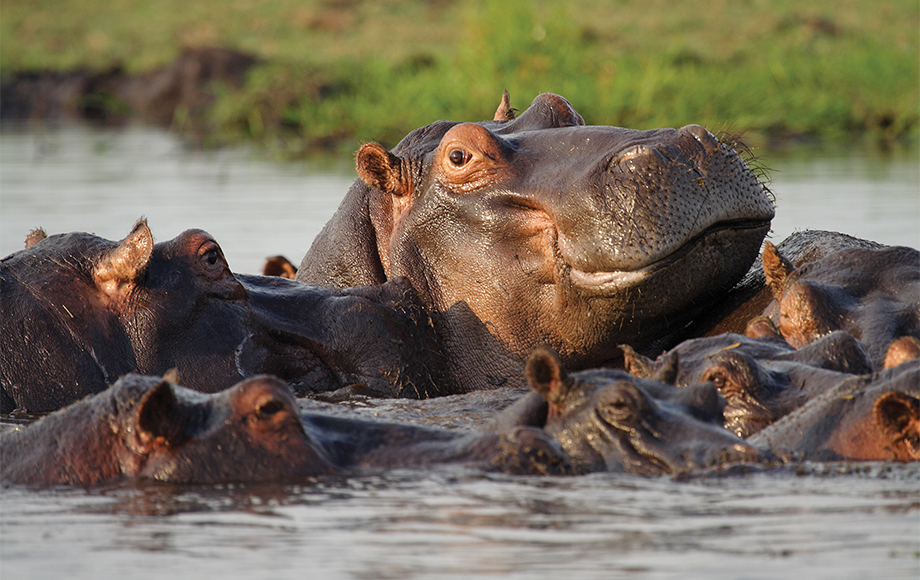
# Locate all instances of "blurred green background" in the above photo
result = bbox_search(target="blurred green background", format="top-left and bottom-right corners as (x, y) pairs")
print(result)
(2, 0), (917, 156)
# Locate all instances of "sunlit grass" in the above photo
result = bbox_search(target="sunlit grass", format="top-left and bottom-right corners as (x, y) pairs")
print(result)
(2, 0), (916, 155)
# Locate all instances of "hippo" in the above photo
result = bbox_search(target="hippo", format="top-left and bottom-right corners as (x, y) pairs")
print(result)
(0, 220), (451, 414)
(486, 348), (762, 476)
(747, 359), (920, 462)
(296, 92), (775, 387)
(621, 331), (876, 437)
(1, 373), (573, 486)
(1, 373), (335, 485)
(758, 241), (920, 369)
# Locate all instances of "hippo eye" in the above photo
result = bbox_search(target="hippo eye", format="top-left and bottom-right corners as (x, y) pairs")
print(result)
(256, 400), (285, 419)
(206, 249), (219, 265)
(448, 148), (468, 167)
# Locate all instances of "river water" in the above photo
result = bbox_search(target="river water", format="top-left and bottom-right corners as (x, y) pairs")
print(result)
(1, 125), (918, 579)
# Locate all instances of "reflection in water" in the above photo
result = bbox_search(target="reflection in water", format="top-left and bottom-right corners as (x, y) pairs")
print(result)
(2, 465), (918, 578)
(1, 127), (918, 579)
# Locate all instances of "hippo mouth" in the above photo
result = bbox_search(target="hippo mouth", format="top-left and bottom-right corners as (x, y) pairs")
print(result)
(564, 217), (770, 291)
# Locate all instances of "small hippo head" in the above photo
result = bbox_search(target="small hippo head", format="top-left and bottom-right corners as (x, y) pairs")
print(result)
(0, 373), (335, 486)
(131, 375), (335, 483)
(523, 348), (761, 476)
(300, 92), (774, 368)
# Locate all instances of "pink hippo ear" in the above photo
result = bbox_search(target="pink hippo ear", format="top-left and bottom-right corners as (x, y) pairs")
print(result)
(874, 391), (920, 460)
(493, 89), (516, 121)
(356, 143), (409, 198)
(762, 241), (795, 302)
(525, 347), (571, 408)
(135, 379), (190, 451)
(24, 227), (47, 248)
(93, 219), (154, 300)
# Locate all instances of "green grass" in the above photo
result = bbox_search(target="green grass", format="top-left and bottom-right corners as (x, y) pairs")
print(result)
(2, 0), (917, 155)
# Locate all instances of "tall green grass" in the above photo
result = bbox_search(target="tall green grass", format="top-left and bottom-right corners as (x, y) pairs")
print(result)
(2, 0), (916, 155)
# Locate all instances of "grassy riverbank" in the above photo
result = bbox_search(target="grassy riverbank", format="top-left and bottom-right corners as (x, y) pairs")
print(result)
(2, 0), (917, 155)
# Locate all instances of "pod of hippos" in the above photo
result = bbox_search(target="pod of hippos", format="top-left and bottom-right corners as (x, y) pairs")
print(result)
(2, 92), (918, 486)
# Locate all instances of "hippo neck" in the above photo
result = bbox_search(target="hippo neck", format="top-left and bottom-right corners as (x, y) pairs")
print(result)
(430, 301), (529, 393)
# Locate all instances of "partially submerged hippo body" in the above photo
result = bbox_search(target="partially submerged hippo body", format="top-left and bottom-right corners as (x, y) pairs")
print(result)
(622, 331), (876, 437)
(0, 221), (449, 414)
(1, 373), (572, 486)
(487, 349), (761, 476)
(296, 92), (775, 386)
(759, 241), (920, 369)
(747, 359), (920, 462)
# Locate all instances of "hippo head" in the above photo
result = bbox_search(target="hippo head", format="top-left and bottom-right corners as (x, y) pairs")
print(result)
(523, 347), (760, 476)
(0, 373), (335, 485)
(0, 220), (249, 412)
(302, 93), (774, 367)
(1, 220), (446, 413)
(132, 375), (335, 483)
(761, 241), (920, 368)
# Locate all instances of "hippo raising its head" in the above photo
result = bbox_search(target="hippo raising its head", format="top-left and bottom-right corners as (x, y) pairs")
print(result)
(298, 92), (774, 378)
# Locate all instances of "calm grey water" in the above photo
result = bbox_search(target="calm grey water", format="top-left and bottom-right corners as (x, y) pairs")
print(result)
(1, 126), (918, 579)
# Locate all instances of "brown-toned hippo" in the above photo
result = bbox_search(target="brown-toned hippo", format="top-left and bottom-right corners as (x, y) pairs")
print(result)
(296, 92), (775, 387)
(487, 348), (761, 476)
(621, 331), (875, 437)
(1, 373), (573, 486)
(0, 220), (449, 414)
(759, 241), (920, 369)
(1, 373), (334, 485)
(746, 359), (920, 462)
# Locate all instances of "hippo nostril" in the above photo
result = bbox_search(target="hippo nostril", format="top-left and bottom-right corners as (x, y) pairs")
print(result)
(614, 145), (651, 166)
(680, 124), (719, 153)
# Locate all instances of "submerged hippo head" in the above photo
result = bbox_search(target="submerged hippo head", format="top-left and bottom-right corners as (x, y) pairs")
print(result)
(761, 242), (920, 369)
(622, 331), (875, 437)
(522, 348), (760, 476)
(747, 359), (920, 462)
(298, 92), (774, 368)
(1, 220), (446, 413)
(0, 374), (335, 485)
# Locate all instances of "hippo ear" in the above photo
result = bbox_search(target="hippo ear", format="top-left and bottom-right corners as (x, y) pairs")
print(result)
(525, 347), (569, 404)
(874, 391), (920, 459)
(621, 345), (678, 385)
(161, 368), (181, 385)
(262, 255), (297, 279)
(762, 241), (795, 302)
(493, 89), (516, 121)
(356, 143), (409, 198)
(884, 336), (920, 369)
(136, 380), (189, 449)
(620, 344), (654, 378)
(94, 219), (154, 299)
(25, 227), (47, 248)
(745, 315), (782, 340)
